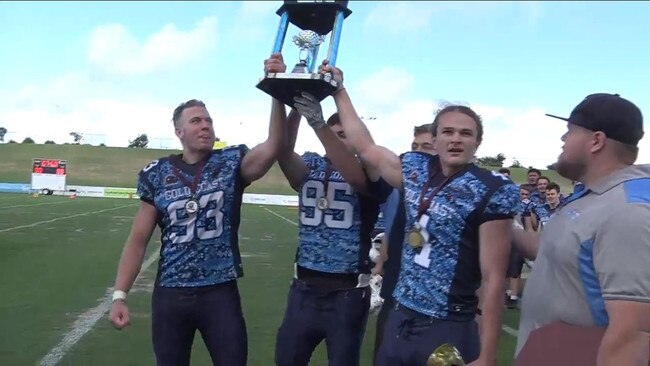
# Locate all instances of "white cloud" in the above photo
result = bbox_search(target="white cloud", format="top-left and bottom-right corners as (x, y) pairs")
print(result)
(364, 2), (543, 34)
(3, 71), (649, 169)
(225, 1), (283, 43)
(310, 68), (572, 169)
(364, 2), (439, 34)
(474, 105), (566, 168)
(0, 17), (226, 146)
(355, 67), (415, 108)
(1, 93), (177, 148)
(87, 16), (218, 76)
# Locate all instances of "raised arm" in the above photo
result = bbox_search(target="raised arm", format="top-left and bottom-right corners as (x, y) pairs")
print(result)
(277, 109), (309, 191)
(240, 53), (286, 185)
(260, 54), (309, 192)
(320, 62), (403, 189)
(293, 92), (369, 194)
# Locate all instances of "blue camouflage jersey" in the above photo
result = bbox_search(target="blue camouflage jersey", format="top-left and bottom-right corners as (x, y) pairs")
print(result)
(531, 202), (560, 229)
(395, 152), (520, 320)
(296, 152), (382, 274)
(137, 145), (249, 287)
(523, 189), (543, 217)
(517, 199), (530, 227)
(528, 190), (545, 207)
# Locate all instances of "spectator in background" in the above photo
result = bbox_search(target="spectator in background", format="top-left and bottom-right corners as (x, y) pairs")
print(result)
(526, 168), (541, 192)
(498, 167), (511, 177)
(530, 182), (562, 231)
(519, 184), (531, 207)
(524, 176), (550, 231)
(410, 123), (436, 155)
(529, 176), (550, 205)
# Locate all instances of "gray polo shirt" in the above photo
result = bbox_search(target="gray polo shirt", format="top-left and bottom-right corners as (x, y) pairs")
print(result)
(516, 164), (650, 356)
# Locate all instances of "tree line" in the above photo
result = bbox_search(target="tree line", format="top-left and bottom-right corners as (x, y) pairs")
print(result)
(477, 153), (556, 171)
(0, 128), (150, 148)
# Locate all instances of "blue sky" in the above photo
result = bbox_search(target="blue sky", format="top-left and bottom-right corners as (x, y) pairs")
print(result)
(1, 1), (649, 167)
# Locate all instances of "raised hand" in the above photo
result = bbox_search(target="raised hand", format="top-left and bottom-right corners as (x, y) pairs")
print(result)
(319, 59), (344, 93)
(293, 92), (326, 130)
(264, 52), (286, 74)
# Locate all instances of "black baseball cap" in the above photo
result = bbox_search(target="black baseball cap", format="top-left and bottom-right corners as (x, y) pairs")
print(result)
(546, 93), (644, 145)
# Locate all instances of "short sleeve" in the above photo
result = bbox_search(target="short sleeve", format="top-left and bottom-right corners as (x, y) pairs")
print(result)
(237, 144), (250, 157)
(481, 182), (520, 224)
(223, 144), (250, 188)
(301, 152), (322, 171)
(594, 204), (650, 303)
(137, 160), (158, 203)
(223, 144), (249, 161)
(400, 151), (438, 187)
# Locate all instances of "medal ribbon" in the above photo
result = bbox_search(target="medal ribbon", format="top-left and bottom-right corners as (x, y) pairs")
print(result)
(171, 155), (209, 199)
(322, 158), (333, 197)
(415, 163), (469, 223)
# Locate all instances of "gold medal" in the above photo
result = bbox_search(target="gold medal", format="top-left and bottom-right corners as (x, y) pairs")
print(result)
(408, 229), (424, 249)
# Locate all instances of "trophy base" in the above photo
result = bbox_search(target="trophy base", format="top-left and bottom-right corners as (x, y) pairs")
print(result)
(256, 73), (339, 108)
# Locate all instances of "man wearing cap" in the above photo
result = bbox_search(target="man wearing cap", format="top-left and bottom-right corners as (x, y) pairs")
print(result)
(512, 93), (650, 364)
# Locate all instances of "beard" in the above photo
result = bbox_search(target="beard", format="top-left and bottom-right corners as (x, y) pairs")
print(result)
(556, 154), (587, 181)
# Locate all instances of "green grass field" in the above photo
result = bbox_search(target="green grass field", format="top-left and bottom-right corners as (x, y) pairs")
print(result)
(0, 193), (522, 366)
(0, 143), (573, 194)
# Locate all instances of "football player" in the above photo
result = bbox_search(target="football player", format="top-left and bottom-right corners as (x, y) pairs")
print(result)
(320, 61), (519, 365)
(108, 54), (286, 366)
(269, 55), (388, 366)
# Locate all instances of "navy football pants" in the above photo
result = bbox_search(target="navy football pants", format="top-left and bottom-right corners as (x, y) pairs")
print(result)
(151, 280), (247, 366)
(275, 279), (370, 366)
(376, 304), (480, 366)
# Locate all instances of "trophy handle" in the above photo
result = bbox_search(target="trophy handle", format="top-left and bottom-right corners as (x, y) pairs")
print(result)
(325, 9), (346, 67)
(272, 10), (290, 54)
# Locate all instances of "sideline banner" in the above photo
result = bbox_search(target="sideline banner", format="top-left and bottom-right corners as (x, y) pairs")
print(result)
(0, 182), (298, 206)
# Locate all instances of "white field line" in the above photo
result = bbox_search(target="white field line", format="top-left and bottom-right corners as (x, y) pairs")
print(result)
(38, 250), (160, 366)
(262, 207), (520, 338)
(501, 324), (519, 337)
(263, 207), (298, 226)
(0, 200), (72, 209)
(0, 204), (135, 233)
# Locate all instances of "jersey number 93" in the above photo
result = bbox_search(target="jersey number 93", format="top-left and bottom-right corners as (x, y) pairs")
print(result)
(166, 191), (225, 244)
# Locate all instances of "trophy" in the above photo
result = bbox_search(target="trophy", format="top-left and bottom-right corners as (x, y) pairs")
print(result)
(427, 343), (466, 366)
(257, 0), (352, 108)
